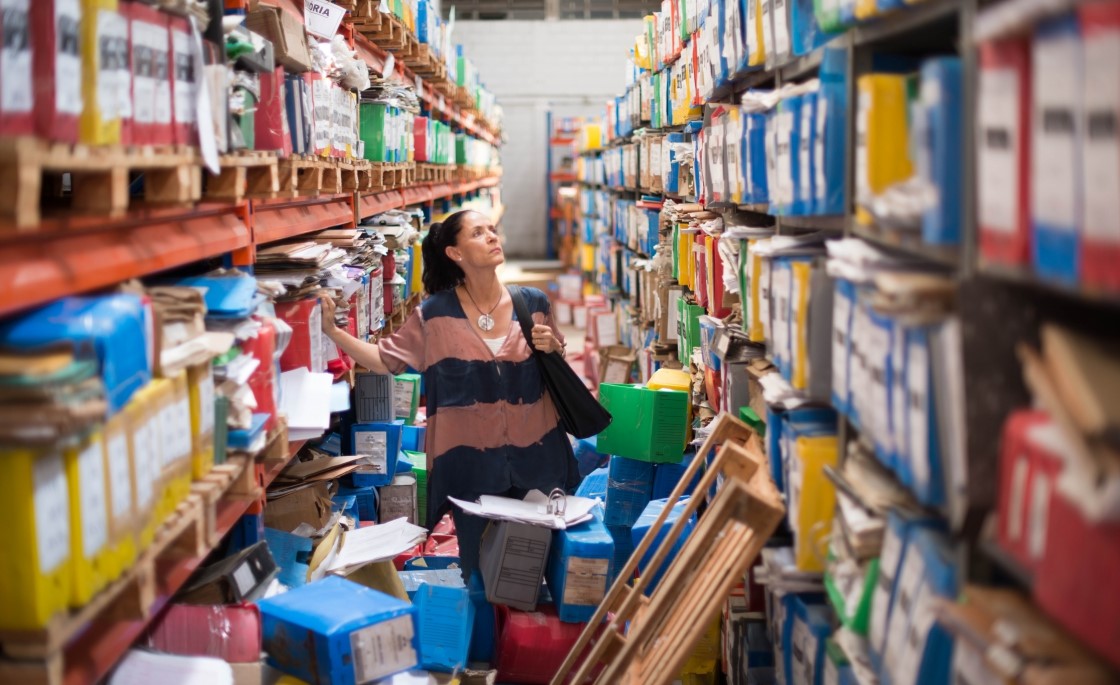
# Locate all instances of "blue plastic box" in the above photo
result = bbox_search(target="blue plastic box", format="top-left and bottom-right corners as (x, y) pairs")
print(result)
(468, 570), (496, 663)
(258, 575), (418, 684)
(336, 484), (378, 522)
(264, 527), (312, 588)
(0, 294), (153, 414)
(631, 497), (696, 595)
(607, 524), (635, 583)
(652, 451), (702, 501)
(604, 455), (655, 527)
(398, 568), (465, 599)
(546, 510), (614, 623)
(351, 422), (403, 487)
(415, 583), (474, 672)
(576, 467), (609, 500)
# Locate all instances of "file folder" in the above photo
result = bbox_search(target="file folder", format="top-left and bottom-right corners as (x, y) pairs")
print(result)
(920, 57), (964, 246)
(995, 410), (1058, 574)
(797, 91), (818, 217)
(816, 48), (848, 216)
(1031, 14), (1083, 285)
(856, 74), (913, 226)
(784, 420), (838, 572)
(905, 326), (946, 508)
(31, 0), (82, 143)
(1079, 1), (1120, 290)
(831, 278), (855, 417)
(80, 0), (126, 145)
(275, 298), (326, 374)
(978, 37), (1032, 266)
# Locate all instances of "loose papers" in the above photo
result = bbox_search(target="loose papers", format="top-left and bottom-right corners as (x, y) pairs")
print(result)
(448, 490), (598, 530)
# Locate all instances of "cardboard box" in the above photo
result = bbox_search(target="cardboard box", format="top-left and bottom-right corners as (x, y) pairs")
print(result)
(245, 5), (312, 73)
(597, 384), (689, 463)
(263, 481), (332, 533)
(379, 474), (418, 525)
(258, 575), (418, 684)
(480, 520), (551, 611)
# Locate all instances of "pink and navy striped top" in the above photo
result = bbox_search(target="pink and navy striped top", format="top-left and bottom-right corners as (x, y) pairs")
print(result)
(378, 286), (580, 525)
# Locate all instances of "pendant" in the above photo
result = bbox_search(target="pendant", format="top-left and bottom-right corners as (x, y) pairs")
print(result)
(478, 314), (495, 332)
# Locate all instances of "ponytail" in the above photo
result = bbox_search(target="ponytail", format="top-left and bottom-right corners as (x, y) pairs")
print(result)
(421, 210), (472, 294)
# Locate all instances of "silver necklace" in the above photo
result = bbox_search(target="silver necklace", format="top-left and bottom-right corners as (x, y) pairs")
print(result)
(463, 286), (501, 332)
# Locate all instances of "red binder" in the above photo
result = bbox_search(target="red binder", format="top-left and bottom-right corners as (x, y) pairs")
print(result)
(977, 37), (1032, 267)
(996, 410), (1060, 574)
(0, 1), (34, 136)
(168, 15), (195, 146)
(693, 233), (709, 309)
(243, 319), (277, 432)
(126, 1), (174, 145)
(275, 298), (326, 373)
(413, 116), (429, 162)
(1035, 473), (1120, 669)
(708, 235), (730, 318)
(30, 1), (81, 142)
(255, 66), (292, 155)
(1079, 1), (1120, 291)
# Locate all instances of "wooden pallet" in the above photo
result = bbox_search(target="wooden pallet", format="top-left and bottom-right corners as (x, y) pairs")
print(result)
(0, 457), (249, 682)
(275, 155), (343, 197)
(369, 162), (414, 191)
(553, 413), (786, 685)
(0, 138), (202, 229)
(353, 11), (409, 53)
(416, 163), (453, 183)
(205, 150), (280, 203)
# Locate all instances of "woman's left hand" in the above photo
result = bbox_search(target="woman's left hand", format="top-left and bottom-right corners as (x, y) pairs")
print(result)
(531, 324), (564, 355)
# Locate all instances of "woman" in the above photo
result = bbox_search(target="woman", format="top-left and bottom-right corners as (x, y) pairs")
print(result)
(321, 209), (580, 579)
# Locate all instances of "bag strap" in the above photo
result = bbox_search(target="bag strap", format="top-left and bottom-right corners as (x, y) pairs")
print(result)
(507, 285), (538, 352)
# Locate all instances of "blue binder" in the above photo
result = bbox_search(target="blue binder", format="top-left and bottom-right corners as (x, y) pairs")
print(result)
(178, 272), (259, 319)
(831, 279), (856, 416)
(604, 455), (655, 527)
(905, 326), (945, 508)
(747, 111), (769, 204)
(796, 92), (818, 216)
(784, 94), (804, 217)
(350, 421), (403, 487)
(1031, 14), (1083, 285)
(817, 47), (849, 216)
(921, 57), (964, 246)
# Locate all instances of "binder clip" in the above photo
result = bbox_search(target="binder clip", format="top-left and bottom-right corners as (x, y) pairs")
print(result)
(547, 488), (568, 518)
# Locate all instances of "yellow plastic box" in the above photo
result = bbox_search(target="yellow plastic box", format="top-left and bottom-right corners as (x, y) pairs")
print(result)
(0, 445), (72, 630)
(66, 429), (115, 607)
(101, 411), (139, 580)
(856, 74), (913, 226)
(126, 382), (165, 551)
(787, 434), (838, 572)
(80, 0), (124, 145)
(158, 372), (194, 520)
(187, 362), (217, 480)
(648, 367), (691, 393)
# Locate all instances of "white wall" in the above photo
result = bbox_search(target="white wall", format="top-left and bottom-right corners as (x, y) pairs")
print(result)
(454, 20), (640, 258)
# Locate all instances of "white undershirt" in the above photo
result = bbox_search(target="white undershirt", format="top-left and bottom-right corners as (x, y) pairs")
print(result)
(483, 337), (504, 354)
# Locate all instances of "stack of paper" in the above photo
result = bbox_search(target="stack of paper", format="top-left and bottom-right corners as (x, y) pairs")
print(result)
(280, 368), (334, 441)
(108, 650), (233, 685)
(326, 517), (429, 575)
(0, 349), (106, 443)
(449, 490), (599, 530)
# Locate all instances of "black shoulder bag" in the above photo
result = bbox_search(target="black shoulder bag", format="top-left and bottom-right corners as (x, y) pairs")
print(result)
(509, 285), (612, 439)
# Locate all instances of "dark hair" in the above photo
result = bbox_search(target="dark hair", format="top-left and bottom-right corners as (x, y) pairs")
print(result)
(421, 210), (472, 294)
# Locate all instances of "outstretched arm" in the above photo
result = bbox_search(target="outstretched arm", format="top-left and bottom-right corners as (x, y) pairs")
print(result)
(320, 295), (392, 374)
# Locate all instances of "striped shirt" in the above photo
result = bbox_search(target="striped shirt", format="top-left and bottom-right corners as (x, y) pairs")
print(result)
(378, 286), (579, 525)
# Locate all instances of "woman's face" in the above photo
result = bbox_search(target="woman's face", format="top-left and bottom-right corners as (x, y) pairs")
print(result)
(447, 211), (504, 269)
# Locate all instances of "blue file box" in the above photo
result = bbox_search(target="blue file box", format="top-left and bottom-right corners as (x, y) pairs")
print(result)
(546, 510), (614, 623)
(415, 583), (474, 672)
(604, 455), (655, 527)
(258, 575), (418, 684)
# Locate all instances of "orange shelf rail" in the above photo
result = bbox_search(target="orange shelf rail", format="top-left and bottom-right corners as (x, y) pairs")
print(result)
(61, 440), (307, 685)
(251, 194), (357, 245)
(0, 204), (251, 318)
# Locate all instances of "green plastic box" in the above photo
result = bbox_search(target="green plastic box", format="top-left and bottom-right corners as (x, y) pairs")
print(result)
(597, 384), (689, 463)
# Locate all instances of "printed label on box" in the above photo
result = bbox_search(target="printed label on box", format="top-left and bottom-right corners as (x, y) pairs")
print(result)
(56, 0), (83, 115)
(152, 25), (171, 124)
(791, 617), (818, 685)
(1082, 31), (1120, 241)
(978, 68), (1019, 234)
(1032, 33), (1079, 230)
(78, 439), (109, 558)
(232, 561), (257, 598)
(131, 19), (158, 125)
(350, 614), (417, 683)
(883, 549), (927, 676)
(565, 557), (609, 605)
(868, 524), (903, 652)
(106, 430), (133, 519)
(832, 291), (850, 404)
(815, 99), (828, 201)
(34, 451), (70, 575)
(907, 340), (930, 488)
(0, 0), (32, 114)
(394, 379), (413, 418)
(172, 28), (196, 125)
(134, 415), (160, 509)
(800, 101), (814, 199)
(355, 431), (388, 472)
